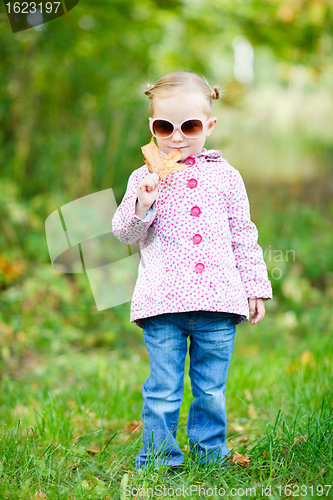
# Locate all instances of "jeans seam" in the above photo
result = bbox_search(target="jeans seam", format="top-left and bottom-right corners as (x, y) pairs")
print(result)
(172, 379), (184, 431)
(190, 401), (196, 441)
(188, 364), (197, 441)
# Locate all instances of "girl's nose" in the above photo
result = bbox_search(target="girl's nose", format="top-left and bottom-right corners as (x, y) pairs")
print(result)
(172, 129), (184, 142)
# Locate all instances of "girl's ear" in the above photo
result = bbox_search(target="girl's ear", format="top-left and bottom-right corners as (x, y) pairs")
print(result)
(206, 117), (217, 136)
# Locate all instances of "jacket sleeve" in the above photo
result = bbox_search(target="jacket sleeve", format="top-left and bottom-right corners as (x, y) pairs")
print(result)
(112, 169), (158, 245)
(226, 167), (273, 300)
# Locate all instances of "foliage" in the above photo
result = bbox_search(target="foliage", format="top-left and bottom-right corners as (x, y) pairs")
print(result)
(0, 0), (332, 199)
(0, 2), (333, 495)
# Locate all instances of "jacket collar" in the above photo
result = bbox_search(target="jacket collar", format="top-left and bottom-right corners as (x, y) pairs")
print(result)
(196, 148), (223, 160)
(160, 148), (222, 162)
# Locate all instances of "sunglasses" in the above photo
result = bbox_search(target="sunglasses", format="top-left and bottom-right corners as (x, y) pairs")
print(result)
(149, 117), (212, 139)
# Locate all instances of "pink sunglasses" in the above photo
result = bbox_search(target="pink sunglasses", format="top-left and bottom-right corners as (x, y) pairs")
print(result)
(149, 117), (212, 139)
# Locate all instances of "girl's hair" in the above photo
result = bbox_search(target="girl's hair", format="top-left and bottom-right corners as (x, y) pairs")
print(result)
(144, 71), (221, 116)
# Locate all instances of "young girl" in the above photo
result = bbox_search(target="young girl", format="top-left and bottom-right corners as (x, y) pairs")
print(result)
(112, 71), (272, 472)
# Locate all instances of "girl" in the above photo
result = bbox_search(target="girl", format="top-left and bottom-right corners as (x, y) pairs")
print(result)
(112, 71), (272, 472)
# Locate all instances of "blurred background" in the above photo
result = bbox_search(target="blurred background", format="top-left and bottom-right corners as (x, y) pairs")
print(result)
(0, 0), (332, 372)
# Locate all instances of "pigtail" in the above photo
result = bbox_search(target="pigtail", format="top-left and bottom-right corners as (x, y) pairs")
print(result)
(210, 86), (221, 100)
(144, 84), (155, 98)
(144, 72), (223, 114)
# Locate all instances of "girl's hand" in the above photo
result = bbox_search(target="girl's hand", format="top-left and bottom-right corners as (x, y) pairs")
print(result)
(248, 298), (265, 325)
(137, 173), (160, 208)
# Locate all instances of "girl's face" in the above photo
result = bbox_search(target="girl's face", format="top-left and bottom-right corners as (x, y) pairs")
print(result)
(151, 94), (217, 162)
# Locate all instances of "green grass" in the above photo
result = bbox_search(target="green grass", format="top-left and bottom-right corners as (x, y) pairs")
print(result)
(0, 316), (332, 499)
(0, 116), (332, 498)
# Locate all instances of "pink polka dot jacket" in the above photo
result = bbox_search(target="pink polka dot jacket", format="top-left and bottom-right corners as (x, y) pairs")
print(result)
(112, 148), (273, 329)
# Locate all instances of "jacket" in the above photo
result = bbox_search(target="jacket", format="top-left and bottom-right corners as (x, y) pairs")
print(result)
(112, 148), (273, 329)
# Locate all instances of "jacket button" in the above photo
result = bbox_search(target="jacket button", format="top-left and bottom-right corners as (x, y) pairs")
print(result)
(193, 234), (202, 244)
(185, 157), (195, 166)
(190, 206), (201, 217)
(195, 263), (205, 273)
(188, 178), (198, 189)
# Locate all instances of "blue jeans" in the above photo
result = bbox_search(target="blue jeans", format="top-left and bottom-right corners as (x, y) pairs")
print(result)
(135, 310), (238, 471)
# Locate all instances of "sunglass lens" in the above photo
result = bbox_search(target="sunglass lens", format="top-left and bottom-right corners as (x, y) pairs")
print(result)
(153, 120), (174, 138)
(181, 120), (203, 137)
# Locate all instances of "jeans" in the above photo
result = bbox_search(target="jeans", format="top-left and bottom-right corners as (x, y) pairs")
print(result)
(135, 310), (238, 471)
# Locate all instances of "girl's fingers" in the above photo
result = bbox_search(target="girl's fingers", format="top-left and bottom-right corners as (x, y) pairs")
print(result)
(248, 298), (256, 314)
(139, 179), (159, 192)
(139, 173), (160, 192)
(257, 299), (265, 318)
(140, 184), (153, 192)
(249, 298), (265, 325)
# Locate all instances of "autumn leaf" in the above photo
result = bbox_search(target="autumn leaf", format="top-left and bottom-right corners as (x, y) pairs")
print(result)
(230, 422), (246, 432)
(124, 420), (142, 434)
(316, 468), (325, 477)
(248, 403), (257, 419)
(0, 322), (14, 340)
(234, 434), (250, 444)
(158, 149), (185, 178)
(141, 136), (163, 173)
(228, 451), (251, 468)
(85, 445), (101, 455)
(35, 487), (47, 499)
(141, 136), (188, 180)
(294, 433), (308, 446)
(0, 254), (26, 282)
(244, 389), (253, 401)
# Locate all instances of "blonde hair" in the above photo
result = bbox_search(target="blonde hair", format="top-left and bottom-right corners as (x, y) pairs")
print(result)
(144, 71), (221, 116)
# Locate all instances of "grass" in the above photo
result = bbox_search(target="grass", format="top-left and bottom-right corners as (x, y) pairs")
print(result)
(0, 313), (332, 499)
(0, 90), (332, 497)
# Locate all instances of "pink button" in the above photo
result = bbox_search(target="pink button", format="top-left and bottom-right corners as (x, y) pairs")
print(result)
(195, 263), (205, 273)
(193, 234), (202, 244)
(190, 206), (201, 217)
(185, 157), (195, 166)
(188, 178), (198, 189)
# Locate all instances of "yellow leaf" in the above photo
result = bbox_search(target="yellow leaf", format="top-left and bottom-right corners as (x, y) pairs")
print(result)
(0, 254), (26, 282)
(234, 434), (250, 443)
(141, 136), (185, 180)
(244, 389), (253, 401)
(124, 420), (142, 434)
(301, 350), (314, 366)
(294, 433), (308, 446)
(248, 403), (257, 419)
(85, 446), (101, 455)
(228, 451), (250, 468)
